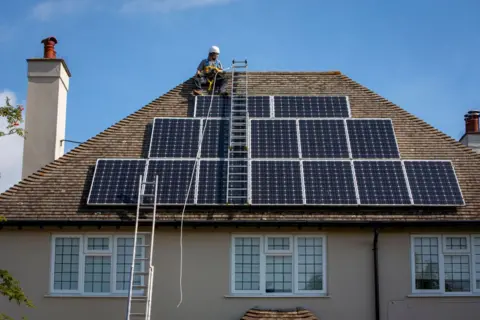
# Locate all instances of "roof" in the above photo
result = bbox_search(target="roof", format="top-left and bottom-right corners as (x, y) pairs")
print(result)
(241, 307), (318, 320)
(2, 71), (480, 226)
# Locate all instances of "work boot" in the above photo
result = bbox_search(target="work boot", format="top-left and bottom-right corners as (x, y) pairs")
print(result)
(193, 89), (203, 96)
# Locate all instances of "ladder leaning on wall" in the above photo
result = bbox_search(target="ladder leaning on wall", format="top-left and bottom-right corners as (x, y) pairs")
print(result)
(125, 174), (159, 320)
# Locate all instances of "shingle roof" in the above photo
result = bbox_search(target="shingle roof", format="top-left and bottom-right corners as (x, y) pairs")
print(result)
(241, 307), (318, 320)
(2, 71), (480, 225)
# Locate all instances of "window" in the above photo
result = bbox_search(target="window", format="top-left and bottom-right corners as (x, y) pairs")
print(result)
(50, 234), (146, 295)
(231, 234), (326, 296)
(411, 234), (480, 294)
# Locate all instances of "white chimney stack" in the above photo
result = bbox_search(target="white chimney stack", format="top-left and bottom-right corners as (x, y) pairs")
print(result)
(22, 36), (71, 179)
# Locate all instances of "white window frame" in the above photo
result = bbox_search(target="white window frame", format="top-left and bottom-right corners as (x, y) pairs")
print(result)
(230, 233), (327, 296)
(410, 234), (480, 295)
(50, 233), (145, 296)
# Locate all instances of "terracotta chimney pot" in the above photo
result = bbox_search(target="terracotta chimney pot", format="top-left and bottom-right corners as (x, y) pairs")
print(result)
(41, 36), (58, 59)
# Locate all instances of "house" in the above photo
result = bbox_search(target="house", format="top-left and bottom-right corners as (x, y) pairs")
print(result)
(1, 38), (480, 320)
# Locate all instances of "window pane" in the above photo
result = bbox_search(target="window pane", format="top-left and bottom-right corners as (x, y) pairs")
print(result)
(87, 237), (110, 251)
(474, 237), (480, 290)
(234, 237), (260, 291)
(266, 256), (292, 293)
(84, 256), (111, 293)
(116, 237), (144, 291)
(445, 237), (468, 251)
(53, 237), (80, 291)
(444, 255), (470, 292)
(297, 237), (323, 291)
(267, 237), (290, 251)
(414, 237), (440, 290)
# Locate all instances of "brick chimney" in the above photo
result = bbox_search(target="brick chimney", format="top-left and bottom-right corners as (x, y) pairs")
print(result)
(22, 37), (71, 179)
(460, 110), (480, 153)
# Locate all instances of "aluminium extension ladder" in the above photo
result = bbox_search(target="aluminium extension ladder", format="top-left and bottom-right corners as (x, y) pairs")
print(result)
(226, 59), (249, 205)
(125, 175), (159, 320)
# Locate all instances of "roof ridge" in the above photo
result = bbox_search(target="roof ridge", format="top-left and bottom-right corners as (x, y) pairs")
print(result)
(0, 78), (189, 199)
(337, 73), (480, 161)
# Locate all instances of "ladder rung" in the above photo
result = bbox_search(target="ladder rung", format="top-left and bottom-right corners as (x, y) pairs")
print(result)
(135, 232), (152, 234)
(129, 313), (146, 316)
(132, 284), (148, 288)
(142, 181), (156, 185)
(131, 296), (148, 301)
(134, 272), (150, 275)
(135, 257), (150, 260)
(229, 165), (248, 167)
(228, 196), (248, 199)
(228, 188), (248, 191)
(230, 151), (247, 153)
(140, 194), (155, 197)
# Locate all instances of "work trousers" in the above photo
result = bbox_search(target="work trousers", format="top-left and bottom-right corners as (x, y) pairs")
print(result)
(194, 72), (227, 93)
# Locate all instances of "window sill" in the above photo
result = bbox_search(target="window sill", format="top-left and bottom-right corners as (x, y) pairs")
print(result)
(45, 294), (130, 298)
(408, 293), (480, 298)
(224, 294), (330, 299)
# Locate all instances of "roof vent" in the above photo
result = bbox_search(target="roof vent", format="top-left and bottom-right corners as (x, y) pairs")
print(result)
(41, 36), (58, 59)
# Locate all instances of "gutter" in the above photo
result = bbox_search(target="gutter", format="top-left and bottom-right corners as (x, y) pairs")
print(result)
(373, 228), (380, 320)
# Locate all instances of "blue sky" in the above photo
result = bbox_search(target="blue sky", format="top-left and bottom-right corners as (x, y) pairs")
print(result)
(0, 0), (479, 192)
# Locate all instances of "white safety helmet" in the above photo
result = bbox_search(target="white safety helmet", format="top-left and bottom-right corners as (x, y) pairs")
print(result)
(209, 46), (220, 54)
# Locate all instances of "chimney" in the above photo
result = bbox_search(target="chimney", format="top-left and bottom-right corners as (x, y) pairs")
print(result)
(460, 110), (480, 153)
(22, 37), (71, 179)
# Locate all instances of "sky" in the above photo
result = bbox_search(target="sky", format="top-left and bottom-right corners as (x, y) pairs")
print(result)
(0, 0), (479, 192)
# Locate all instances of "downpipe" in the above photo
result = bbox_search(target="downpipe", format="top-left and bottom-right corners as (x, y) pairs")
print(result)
(373, 228), (380, 320)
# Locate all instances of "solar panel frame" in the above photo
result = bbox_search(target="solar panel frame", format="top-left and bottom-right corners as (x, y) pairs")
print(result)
(346, 118), (401, 159)
(249, 119), (300, 159)
(298, 119), (351, 159)
(403, 160), (465, 206)
(87, 158), (148, 206)
(302, 160), (359, 205)
(352, 159), (413, 206)
(199, 118), (230, 159)
(196, 159), (229, 205)
(249, 159), (304, 205)
(148, 117), (202, 159)
(146, 159), (197, 205)
(273, 95), (351, 118)
(194, 96), (231, 117)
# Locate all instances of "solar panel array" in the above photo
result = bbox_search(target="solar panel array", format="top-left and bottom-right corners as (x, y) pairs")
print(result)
(87, 94), (465, 207)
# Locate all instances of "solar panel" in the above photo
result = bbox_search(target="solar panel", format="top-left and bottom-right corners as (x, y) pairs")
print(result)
(353, 161), (411, 205)
(148, 118), (200, 158)
(195, 96), (231, 117)
(197, 160), (228, 204)
(200, 119), (229, 158)
(146, 160), (195, 204)
(251, 161), (303, 204)
(299, 120), (349, 158)
(404, 161), (464, 205)
(346, 119), (400, 159)
(303, 161), (357, 204)
(274, 96), (349, 118)
(248, 96), (270, 117)
(87, 159), (146, 205)
(251, 120), (299, 158)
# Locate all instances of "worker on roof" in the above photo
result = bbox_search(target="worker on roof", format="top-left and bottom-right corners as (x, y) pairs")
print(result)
(193, 45), (228, 96)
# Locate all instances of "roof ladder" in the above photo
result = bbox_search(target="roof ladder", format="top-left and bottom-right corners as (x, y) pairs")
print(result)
(226, 59), (249, 205)
(125, 175), (158, 320)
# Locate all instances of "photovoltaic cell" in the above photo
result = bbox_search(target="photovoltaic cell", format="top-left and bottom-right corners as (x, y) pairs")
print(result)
(197, 160), (227, 204)
(200, 119), (229, 158)
(146, 160), (195, 204)
(88, 159), (146, 205)
(251, 120), (299, 158)
(346, 119), (400, 159)
(354, 161), (411, 205)
(274, 96), (349, 118)
(404, 161), (464, 205)
(248, 96), (270, 117)
(251, 161), (303, 204)
(195, 96), (231, 117)
(303, 161), (357, 204)
(149, 118), (200, 158)
(299, 120), (349, 158)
